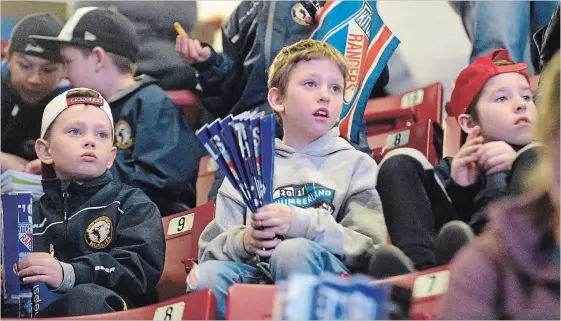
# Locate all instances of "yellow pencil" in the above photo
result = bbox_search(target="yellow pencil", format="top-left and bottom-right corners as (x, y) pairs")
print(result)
(174, 22), (187, 36)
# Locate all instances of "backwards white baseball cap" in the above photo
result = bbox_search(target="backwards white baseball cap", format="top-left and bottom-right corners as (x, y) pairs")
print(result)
(40, 88), (114, 139)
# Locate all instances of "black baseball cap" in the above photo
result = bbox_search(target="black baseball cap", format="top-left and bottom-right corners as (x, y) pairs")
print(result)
(31, 7), (139, 62)
(8, 12), (63, 62)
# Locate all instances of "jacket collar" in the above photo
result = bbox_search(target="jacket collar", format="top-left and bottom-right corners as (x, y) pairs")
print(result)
(41, 171), (113, 202)
(108, 75), (158, 103)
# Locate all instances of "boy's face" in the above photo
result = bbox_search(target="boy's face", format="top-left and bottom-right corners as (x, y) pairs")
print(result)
(37, 104), (116, 180)
(60, 46), (100, 91)
(271, 59), (344, 143)
(472, 72), (537, 145)
(7, 52), (65, 104)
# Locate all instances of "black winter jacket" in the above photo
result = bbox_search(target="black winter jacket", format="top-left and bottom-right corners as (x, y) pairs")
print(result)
(32, 171), (165, 307)
(108, 75), (203, 215)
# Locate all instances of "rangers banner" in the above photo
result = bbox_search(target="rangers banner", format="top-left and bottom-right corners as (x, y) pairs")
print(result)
(310, 0), (400, 144)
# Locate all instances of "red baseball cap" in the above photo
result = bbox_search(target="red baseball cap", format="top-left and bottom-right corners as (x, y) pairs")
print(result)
(447, 49), (530, 117)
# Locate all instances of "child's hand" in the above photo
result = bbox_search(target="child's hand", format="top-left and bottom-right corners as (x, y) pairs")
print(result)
(17, 253), (63, 289)
(243, 226), (281, 257)
(252, 204), (292, 236)
(175, 33), (211, 65)
(451, 126), (484, 186)
(24, 159), (42, 175)
(477, 141), (517, 176)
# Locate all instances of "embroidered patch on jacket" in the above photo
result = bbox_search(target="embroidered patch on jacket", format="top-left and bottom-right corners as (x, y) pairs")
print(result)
(85, 216), (113, 249)
(272, 183), (336, 214)
(291, 3), (312, 25)
(115, 120), (133, 149)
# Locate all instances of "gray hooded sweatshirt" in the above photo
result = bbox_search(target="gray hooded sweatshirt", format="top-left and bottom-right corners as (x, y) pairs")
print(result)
(198, 128), (386, 271)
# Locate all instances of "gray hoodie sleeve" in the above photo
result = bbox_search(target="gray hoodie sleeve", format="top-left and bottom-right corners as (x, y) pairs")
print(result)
(285, 154), (386, 270)
(198, 179), (254, 263)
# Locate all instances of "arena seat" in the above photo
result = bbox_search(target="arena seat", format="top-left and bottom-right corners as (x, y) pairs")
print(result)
(368, 119), (442, 165)
(364, 82), (443, 136)
(225, 264), (451, 320)
(196, 156), (218, 206)
(226, 284), (277, 320)
(442, 115), (462, 158)
(156, 201), (215, 301)
(167, 90), (201, 129)
(48, 289), (216, 320)
(371, 265), (451, 320)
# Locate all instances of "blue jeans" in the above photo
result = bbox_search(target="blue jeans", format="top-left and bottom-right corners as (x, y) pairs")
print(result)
(451, 1), (558, 72)
(188, 238), (350, 319)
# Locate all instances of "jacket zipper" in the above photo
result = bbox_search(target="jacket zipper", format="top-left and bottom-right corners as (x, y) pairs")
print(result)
(62, 192), (69, 223)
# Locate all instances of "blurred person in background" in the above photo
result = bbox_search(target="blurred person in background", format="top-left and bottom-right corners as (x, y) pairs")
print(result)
(451, 1), (558, 74)
(1, 12), (68, 173)
(72, 0), (199, 90)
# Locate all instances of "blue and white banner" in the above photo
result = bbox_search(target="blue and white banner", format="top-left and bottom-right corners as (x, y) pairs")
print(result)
(310, 0), (400, 144)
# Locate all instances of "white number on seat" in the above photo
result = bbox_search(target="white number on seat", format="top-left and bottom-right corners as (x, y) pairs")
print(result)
(167, 213), (194, 236)
(153, 302), (185, 320)
(401, 89), (424, 108)
(385, 129), (411, 149)
(412, 270), (450, 299)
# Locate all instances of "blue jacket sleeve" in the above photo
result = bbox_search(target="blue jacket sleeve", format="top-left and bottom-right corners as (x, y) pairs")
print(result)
(112, 92), (202, 208)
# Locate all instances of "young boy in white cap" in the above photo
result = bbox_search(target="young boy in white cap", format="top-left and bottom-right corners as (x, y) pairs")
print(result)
(16, 87), (165, 317)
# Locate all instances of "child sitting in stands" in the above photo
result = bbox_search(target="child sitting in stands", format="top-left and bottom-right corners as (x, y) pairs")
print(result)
(376, 49), (538, 270)
(17, 88), (165, 317)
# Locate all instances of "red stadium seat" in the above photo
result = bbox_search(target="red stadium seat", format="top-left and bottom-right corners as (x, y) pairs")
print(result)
(442, 115), (462, 158)
(371, 265), (451, 320)
(156, 202), (215, 301)
(368, 119), (442, 165)
(196, 156), (218, 206)
(226, 284), (277, 320)
(364, 83), (443, 136)
(46, 289), (216, 320)
(167, 90), (201, 129)
(226, 265), (451, 320)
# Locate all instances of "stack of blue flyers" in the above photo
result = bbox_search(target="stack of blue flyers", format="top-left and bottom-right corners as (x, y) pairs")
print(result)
(196, 112), (276, 213)
(277, 272), (390, 320)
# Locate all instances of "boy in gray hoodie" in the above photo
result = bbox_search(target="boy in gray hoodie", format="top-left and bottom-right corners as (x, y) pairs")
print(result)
(186, 39), (387, 319)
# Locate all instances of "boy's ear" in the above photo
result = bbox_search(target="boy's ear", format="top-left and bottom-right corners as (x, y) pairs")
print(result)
(458, 114), (478, 135)
(91, 46), (107, 72)
(34, 139), (54, 165)
(267, 87), (285, 113)
(106, 146), (117, 170)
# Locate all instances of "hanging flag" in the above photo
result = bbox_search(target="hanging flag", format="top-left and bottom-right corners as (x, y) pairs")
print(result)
(310, 0), (400, 144)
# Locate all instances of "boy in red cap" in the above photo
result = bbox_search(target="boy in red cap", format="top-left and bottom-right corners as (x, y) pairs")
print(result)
(375, 49), (537, 270)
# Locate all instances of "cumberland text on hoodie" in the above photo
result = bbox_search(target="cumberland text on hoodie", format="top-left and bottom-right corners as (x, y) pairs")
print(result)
(198, 128), (387, 271)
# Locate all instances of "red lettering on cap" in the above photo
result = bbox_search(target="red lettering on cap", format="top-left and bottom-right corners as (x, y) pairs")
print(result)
(66, 97), (104, 107)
